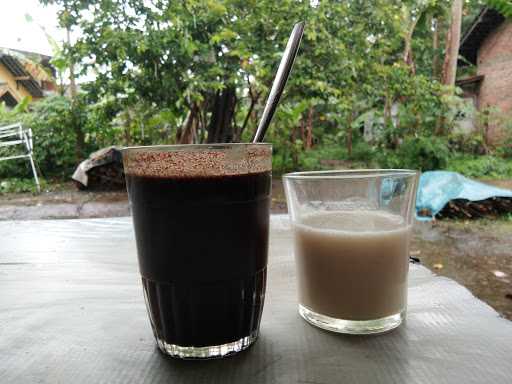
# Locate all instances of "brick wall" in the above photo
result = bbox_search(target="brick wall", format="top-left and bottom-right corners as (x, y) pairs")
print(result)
(477, 21), (512, 143)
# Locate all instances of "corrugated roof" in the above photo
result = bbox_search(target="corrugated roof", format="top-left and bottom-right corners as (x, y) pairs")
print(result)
(0, 54), (44, 98)
(459, 7), (506, 65)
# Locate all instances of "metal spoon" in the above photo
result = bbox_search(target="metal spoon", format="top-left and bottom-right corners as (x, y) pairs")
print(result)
(252, 21), (305, 143)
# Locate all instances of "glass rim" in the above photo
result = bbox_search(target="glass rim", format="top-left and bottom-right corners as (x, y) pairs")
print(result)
(121, 143), (271, 153)
(283, 169), (419, 180)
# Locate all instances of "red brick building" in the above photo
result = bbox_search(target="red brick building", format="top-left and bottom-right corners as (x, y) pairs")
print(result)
(458, 7), (512, 143)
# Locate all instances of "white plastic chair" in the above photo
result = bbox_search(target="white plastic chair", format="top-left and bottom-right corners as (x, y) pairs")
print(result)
(0, 122), (40, 192)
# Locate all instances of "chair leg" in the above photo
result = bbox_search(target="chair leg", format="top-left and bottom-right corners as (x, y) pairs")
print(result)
(28, 154), (40, 193)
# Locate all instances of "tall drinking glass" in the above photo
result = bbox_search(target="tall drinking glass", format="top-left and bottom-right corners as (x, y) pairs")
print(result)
(122, 144), (272, 359)
(283, 170), (418, 334)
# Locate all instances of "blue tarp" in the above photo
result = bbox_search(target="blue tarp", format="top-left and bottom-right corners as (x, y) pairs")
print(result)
(416, 171), (512, 221)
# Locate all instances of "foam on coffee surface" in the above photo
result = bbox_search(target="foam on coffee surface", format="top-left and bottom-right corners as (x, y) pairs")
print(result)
(123, 145), (272, 178)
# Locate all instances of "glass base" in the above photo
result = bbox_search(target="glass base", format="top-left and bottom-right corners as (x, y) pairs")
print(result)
(155, 331), (258, 359)
(299, 304), (404, 335)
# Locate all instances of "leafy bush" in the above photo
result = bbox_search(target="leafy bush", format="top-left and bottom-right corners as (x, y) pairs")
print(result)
(0, 96), (98, 179)
(348, 141), (375, 163)
(497, 144), (512, 159)
(25, 97), (79, 177)
(270, 142), (380, 175)
(448, 132), (487, 155)
(447, 155), (512, 179)
(497, 119), (512, 158)
(300, 145), (349, 171)
(377, 136), (450, 171)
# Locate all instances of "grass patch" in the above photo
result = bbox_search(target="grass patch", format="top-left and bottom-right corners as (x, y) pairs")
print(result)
(447, 155), (512, 179)
(0, 178), (45, 194)
(0, 178), (65, 195)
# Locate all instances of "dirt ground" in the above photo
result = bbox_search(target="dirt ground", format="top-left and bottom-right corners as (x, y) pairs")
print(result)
(1, 177), (511, 320)
(413, 220), (512, 320)
(0, 187), (129, 220)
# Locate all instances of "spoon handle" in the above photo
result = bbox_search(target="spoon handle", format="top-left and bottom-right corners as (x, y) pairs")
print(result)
(252, 21), (305, 143)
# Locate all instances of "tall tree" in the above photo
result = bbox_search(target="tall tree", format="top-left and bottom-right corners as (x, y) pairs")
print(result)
(441, 0), (463, 88)
(40, 0), (87, 159)
(40, 0), (412, 146)
(39, 0), (464, 154)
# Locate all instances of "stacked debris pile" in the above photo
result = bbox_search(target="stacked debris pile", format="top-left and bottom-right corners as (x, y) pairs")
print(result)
(434, 197), (512, 219)
(416, 171), (512, 221)
(72, 146), (125, 191)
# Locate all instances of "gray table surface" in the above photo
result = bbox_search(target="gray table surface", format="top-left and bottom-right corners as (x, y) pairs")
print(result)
(1, 216), (511, 384)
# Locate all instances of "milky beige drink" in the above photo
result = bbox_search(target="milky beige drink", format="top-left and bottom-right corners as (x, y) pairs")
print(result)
(294, 210), (411, 321)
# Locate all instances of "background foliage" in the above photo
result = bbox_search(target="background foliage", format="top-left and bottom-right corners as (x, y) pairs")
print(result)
(0, 0), (511, 182)
(0, 96), (94, 178)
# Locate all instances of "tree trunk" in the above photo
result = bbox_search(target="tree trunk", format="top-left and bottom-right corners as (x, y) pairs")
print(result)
(346, 114), (353, 157)
(234, 94), (258, 142)
(299, 117), (305, 145)
(441, 0), (463, 88)
(207, 86), (237, 143)
(198, 101), (208, 143)
(482, 107), (491, 151)
(384, 94), (393, 128)
(432, 17), (440, 79)
(179, 104), (199, 144)
(65, 23), (85, 160)
(290, 126), (299, 169)
(73, 116), (85, 160)
(58, 72), (66, 96)
(305, 107), (314, 149)
(124, 110), (132, 146)
(403, 16), (419, 74)
(66, 27), (78, 99)
(437, 0), (463, 136)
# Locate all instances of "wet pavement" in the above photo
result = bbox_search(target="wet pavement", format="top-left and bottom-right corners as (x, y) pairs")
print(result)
(1, 178), (511, 321)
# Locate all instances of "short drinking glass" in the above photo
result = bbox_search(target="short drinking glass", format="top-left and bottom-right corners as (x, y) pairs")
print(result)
(283, 170), (419, 334)
(123, 144), (272, 358)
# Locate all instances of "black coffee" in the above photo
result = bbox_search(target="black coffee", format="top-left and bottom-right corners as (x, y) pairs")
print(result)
(126, 172), (271, 348)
